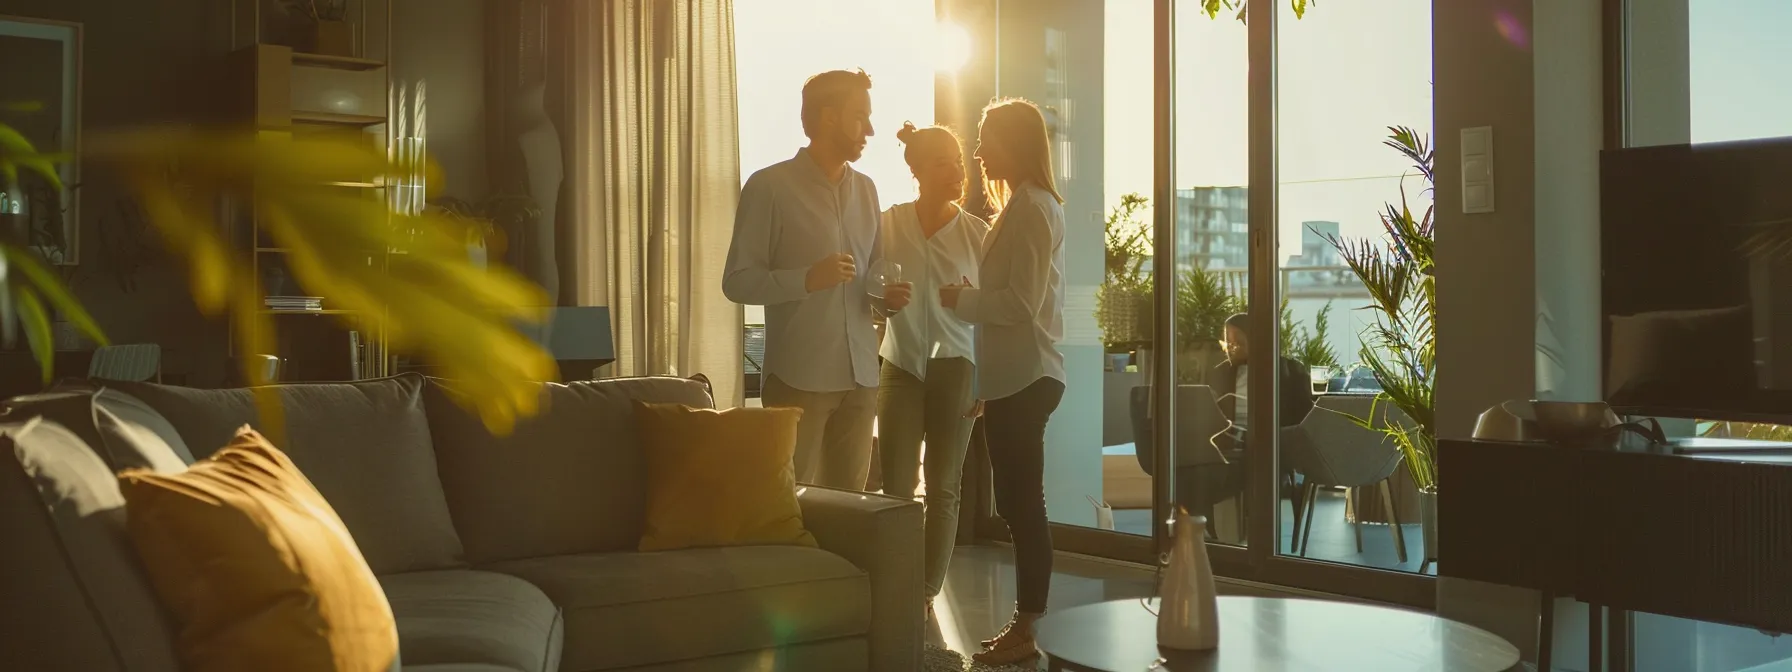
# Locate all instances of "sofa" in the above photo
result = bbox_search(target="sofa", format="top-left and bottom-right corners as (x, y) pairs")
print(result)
(0, 373), (923, 672)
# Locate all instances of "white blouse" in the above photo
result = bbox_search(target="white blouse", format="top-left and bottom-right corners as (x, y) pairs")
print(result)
(951, 183), (1067, 401)
(878, 202), (989, 380)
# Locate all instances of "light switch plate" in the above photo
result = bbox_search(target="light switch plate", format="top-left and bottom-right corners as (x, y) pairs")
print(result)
(1461, 126), (1495, 214)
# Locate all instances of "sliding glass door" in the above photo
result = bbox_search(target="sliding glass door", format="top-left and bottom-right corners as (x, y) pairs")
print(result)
(953, 0), (1436, 607)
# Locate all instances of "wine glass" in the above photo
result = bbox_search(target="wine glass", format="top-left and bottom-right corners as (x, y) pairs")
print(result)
(868, 260), (903, 317)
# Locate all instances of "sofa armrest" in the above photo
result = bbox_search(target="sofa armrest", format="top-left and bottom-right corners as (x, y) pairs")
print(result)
(797, 485), (922, 672)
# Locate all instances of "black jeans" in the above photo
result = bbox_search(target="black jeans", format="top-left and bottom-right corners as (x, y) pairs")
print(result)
(983, 376), (1065, 615)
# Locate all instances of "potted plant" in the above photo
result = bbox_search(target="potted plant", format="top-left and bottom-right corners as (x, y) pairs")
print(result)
(1173, 264), (1243, 384)
(1096, 193), (1153, 352)
(1283, 298), (1340, 379)
(281, 0), (353, 57)
(1326, 125), (1437, 564)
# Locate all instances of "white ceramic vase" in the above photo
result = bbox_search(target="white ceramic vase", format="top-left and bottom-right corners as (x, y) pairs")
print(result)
(1158, 509), (1219, 651)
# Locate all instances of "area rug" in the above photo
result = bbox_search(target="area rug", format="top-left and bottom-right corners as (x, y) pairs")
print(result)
(923, 644), (1038, 672)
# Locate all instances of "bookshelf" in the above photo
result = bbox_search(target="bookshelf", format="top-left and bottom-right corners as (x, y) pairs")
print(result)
(224, 0), (393, 382)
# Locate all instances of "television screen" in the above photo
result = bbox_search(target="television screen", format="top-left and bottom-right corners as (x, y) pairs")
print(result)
(1601, 137), (1792, 422)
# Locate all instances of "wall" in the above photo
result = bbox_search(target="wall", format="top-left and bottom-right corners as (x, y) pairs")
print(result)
(1433, 0), (1537, 440)
(1434, 0), (1606, 668)
(392, 0), (487, 199)
(1432, 0), (1540, 662)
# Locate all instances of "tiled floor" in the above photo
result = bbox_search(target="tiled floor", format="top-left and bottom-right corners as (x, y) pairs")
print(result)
(1109, 487), (1429, 574)
(930, 545), (1157, 656)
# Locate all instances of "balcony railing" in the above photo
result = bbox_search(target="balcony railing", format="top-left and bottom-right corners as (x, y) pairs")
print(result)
(1207, 265), (1370, 300)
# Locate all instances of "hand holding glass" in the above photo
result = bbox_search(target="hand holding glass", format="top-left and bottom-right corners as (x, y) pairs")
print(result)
(868, 260), (908, 316)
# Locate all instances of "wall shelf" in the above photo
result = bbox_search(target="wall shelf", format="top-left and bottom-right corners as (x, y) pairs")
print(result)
(292, 53), (386, 71)
(262, 309), (359, 316)
(293, 111), (387, 127)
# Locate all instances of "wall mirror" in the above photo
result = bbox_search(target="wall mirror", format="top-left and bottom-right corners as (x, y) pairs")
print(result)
(0, 15), (82, 264)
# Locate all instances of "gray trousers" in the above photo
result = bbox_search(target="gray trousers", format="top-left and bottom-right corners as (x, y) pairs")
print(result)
(876, 357), (976, 598)
(763, 374), (879, 490)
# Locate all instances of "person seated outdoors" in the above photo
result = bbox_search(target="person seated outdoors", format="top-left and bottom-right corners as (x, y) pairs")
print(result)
(1212, 312), (1315, 439)
(1212, 312), (1316, 505)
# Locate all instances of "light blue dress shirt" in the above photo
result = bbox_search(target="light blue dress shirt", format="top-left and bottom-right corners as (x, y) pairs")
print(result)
(723, 149), (883, 392)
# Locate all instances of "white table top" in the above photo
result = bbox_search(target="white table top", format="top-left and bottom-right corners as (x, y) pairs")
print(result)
(1035, 596), (1521, 672)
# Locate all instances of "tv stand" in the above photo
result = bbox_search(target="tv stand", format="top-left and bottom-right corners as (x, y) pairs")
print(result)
(1670, 436), (1792, 456)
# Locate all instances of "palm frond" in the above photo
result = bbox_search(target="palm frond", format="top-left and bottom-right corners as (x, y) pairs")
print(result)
(1325, 125), (1439, 487)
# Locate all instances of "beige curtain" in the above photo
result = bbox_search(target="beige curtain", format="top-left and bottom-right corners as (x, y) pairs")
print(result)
(560, 0), (744, 406)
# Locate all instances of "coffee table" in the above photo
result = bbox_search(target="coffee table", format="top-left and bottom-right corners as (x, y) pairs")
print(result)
(1034, 597), (1520, 671)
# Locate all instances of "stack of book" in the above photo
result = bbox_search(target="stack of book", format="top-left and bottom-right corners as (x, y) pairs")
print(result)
(264, 296), (324, 311)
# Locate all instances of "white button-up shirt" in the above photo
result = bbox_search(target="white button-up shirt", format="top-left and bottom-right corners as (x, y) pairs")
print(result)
(723, 149), (882, 392)
(952, 183), (1067, 401)
(878, 202), (989, 380)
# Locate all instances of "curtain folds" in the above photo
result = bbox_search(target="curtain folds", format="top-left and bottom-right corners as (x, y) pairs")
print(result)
(558, 0), (744, 406)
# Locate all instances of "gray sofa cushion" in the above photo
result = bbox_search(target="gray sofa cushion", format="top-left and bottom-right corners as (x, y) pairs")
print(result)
(6, 388), (193, 472)
(103, 375), (464, 575)
(0, 417), (181, 672)
(424, 376), (713, 563)
(486, 546), (870, 671)
(381, 570), (563, 672)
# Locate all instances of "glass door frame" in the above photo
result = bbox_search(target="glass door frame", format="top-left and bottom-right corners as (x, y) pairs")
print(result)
(1157, 0), (1432, 608)
(962, 0), (1437, 610)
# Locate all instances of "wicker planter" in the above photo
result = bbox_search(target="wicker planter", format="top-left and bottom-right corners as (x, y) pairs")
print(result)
(1096, 284), (1152, 347)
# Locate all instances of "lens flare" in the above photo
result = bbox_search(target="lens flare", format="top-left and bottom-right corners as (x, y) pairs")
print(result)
(936, 21), (972, 73)
(1493, 10), (1530, 49)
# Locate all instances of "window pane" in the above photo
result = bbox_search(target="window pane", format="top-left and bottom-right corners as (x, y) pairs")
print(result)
(1628, 0), (1792, 146)
(1275, 0), (1433, 571)
(1689, 1), (1792, 143)
(1166, 0), (1252, 547)
(1094, 0), (1158, 537)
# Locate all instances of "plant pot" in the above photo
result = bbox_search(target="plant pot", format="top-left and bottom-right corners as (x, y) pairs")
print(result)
(307, 20), (354, 57)
(1096, 285), (1152, 347)
(1419, 486), (1439, 564)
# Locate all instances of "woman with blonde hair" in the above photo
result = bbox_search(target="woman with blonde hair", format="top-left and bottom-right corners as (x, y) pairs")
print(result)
(876, 121), (989, 620)
(939, 99), (1066, 665)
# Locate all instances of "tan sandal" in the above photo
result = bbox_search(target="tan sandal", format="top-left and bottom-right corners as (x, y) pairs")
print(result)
(971, 631), (1039, 666)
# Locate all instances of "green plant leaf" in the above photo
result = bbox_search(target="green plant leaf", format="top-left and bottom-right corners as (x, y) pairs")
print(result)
(14, 286), (53, 384)
(2, 243), (107, 346)
(1324, 125), (1438, 488)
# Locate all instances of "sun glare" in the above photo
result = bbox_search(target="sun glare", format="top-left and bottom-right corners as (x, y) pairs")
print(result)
(935, 21), (971, 73)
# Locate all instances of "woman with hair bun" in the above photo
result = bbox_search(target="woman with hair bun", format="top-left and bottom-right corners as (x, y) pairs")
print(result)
(877, 121), (989, 622)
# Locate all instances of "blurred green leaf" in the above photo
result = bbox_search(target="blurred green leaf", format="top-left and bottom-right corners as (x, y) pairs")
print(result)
(5, 243), (107, 345)
(14, 286), (52, 384)
(91, 128), (554, 434)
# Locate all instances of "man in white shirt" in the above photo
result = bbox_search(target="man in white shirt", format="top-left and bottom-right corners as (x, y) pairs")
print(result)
(723, 69), (910, 489)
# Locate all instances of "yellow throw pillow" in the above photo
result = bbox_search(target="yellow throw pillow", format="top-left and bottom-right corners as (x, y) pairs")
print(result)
(634, 402), (818, 552)
(119, 427), (398, 672)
